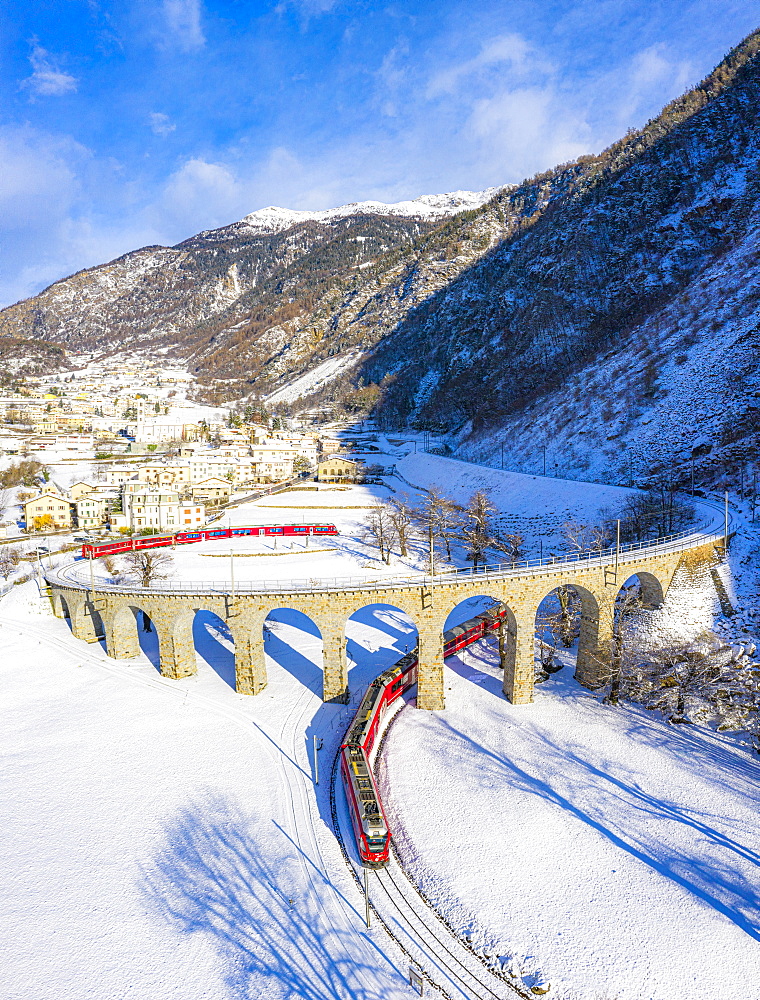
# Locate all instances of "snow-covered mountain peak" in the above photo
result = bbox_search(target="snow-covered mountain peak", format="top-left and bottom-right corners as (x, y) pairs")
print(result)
(239, 187), (506, 234)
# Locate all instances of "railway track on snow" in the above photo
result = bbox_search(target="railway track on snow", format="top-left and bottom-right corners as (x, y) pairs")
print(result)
(330, 705), (532, 1000)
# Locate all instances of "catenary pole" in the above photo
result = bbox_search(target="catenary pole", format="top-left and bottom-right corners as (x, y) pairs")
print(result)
(724, 491), (729, 554)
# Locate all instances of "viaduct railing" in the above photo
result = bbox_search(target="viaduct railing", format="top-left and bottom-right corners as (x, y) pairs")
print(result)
(45, 499), (729, 599)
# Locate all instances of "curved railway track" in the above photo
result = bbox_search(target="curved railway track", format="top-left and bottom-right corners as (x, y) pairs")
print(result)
(330, 699), (533, 1000)
(12, 586), (550, 998)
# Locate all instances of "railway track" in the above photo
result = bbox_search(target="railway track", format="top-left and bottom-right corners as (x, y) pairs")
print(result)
(331, 704), (533, 1000)
(9, 587), (534, 997)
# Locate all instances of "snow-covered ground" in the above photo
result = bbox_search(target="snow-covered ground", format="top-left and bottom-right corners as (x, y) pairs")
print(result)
(392, 450), (639, 556)
(3, 448), (757, 1000)
(380, 639), (760, 1000)
(0, 582), (416, 1000)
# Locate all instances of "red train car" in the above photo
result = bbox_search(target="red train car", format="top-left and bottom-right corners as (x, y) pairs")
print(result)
(81, 523), (338, 559)
(341, 653), (417, 867)
(341, 602), (506, 867)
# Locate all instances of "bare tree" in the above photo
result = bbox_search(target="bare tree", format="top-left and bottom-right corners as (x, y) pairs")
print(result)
(0, 546), (21, 579)
(606, 584), (644, 703)
(388, 497), (414, 559)
(496, 530), (524, 565)
(642, 637), (757, 724)
(413, 486), (461, 561)
(362, 504), (397, 564)
(460, 490), (498, 570)
(554, 585), (581, 647)
(0, 487), (11, 521)
(562, 519), (610, 554)
(124, 550), (174, 588)
(534, 585), (582, 682)
(102, 554), (120, 579)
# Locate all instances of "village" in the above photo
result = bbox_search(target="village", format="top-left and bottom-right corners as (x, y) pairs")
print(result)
(0, 352), (373, 539)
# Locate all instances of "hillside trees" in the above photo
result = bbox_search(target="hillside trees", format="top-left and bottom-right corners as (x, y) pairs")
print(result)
(0, 460), (45, 490)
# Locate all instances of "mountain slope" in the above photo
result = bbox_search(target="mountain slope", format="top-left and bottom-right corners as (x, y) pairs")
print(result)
(0, 188), (501, 389)
(2, 29), (760, 490)
(354, 29), (760, 438)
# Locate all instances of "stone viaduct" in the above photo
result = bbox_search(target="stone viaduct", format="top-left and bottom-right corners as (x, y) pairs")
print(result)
(45, 530), (722, 710)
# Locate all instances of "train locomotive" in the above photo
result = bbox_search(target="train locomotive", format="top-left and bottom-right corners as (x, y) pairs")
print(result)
(341, 601), (507, 867)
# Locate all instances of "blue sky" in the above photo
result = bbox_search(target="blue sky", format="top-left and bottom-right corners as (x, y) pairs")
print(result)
(0, 1), (757, 308)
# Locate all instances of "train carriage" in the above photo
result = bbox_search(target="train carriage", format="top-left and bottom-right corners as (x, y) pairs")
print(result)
(341, 604), (505, 867)
(81, 523), (338, 559)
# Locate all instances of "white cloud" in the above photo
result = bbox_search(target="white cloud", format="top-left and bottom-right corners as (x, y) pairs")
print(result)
(275, 0), (341, 14)
(20, 43), (78, 98)
(159, 158), (242, 231)
(148, 112), (177, 137)
(426, 33), (537, 98)
(467, 85), (591, 178)
(0, 126), (162, 308)
(162, 0), (205, 52)
(615, 44), (696, 128)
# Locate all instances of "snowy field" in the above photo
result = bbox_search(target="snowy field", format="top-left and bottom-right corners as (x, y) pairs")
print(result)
(0, 582), (417, 1000)
(3, 446), (756, 1000)
(62, 453), (719, 591)
(380, 639), (760, 1000)
(3, 572), (758, 1000)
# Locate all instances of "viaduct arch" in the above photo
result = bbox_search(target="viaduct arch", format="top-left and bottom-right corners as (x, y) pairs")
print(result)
(46, 534), (720, 710)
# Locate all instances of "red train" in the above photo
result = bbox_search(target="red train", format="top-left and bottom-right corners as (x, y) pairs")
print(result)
(81, 523), (338, 559)
(341, 602), (507, 867)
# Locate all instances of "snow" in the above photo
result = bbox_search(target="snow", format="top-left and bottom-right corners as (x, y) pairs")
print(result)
(266, 352), (365, 405)
(3, 449), (757, 1000)
(238, 187), (506, 235)
(380, 644), (760, 1000)
(390, 449), (720, 557)
(0, 582), (414, 1000)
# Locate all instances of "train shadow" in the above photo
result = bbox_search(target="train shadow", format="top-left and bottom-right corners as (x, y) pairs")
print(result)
(139, 791), (401, 999)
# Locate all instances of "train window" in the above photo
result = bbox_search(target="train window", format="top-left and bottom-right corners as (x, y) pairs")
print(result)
(294, 526), (306, 532)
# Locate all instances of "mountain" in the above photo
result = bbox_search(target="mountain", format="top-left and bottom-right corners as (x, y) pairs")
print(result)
(0, 337), (70, 383)
(348, 29), (760, 490)
(2, 28), (760, 490)
(0, 187), (503, 402)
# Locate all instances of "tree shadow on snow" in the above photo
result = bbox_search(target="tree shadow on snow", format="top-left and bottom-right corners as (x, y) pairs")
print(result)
(435, 712), (760, 941)
(139, 792), (400, 1000)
